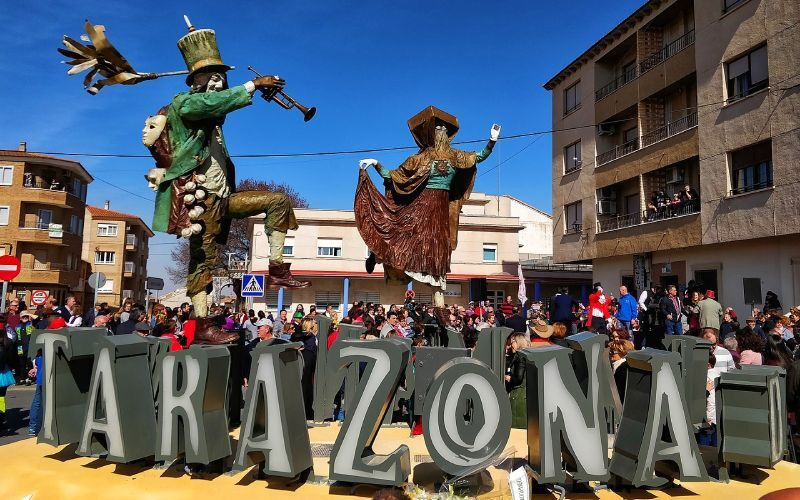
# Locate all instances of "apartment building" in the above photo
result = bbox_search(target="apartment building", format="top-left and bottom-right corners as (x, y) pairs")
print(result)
(83, 202), (153, 306)
(245, 193), (581, 313)
(0, 142), (92, 305)
(546, 0), (799, 313)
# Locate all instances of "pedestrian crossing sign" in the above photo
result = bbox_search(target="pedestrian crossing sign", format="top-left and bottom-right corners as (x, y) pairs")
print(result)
(241, 273), (265, 297)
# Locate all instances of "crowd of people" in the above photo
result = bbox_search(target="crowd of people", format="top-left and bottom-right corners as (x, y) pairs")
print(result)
(1, 283), (798, 460)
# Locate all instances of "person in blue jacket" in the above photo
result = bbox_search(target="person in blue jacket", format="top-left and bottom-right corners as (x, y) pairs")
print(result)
(615, 285), (640, 334)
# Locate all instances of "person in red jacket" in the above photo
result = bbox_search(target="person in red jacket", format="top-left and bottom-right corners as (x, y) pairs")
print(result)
(588, 282), (610, 333)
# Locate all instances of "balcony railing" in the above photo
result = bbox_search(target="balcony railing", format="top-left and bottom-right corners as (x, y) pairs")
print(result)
(640, 112), (698, 147)
(597, 138), (640, 166)
(597, 198), (700, 233)
(595, 66), (638, 101)
(126, 234), (137, 247)
(639, 30), (695, 75)
(32, 262), (71, 271)
(597, 112), (697, 167)
(595, 30), (695, 101)
(124, 261), (135, 274)
(564, 222), (583, 235)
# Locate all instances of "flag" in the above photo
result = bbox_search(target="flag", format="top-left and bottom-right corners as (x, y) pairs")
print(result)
(517, 264), (527, 305)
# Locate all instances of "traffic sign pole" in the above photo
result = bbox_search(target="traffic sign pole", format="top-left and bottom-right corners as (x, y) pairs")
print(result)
(1, 281), (7, 312)
(93, 283), (99, 312)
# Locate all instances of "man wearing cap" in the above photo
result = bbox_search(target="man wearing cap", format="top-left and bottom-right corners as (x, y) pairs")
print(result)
(698, 289), (723, 333)
(144, 21), (309, 345)
(246, 318), (274, 350)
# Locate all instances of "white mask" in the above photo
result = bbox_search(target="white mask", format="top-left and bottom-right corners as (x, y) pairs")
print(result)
(142, 115), (167, 147)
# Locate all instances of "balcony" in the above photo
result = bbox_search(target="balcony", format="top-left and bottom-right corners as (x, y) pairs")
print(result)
(595, 30), (695, 102)
(17, 265), (79, 288)
(597, 198), (699, 233)
(126, 234), (137, 250)
(18, 222), (80, 246)
(21, 178), (85, 208)
(597, 138), (639, 167)
(564, 223), (582, 235)
(124, 261), (135, 276)
(597, 112), (697, 167)
(639, 30), (694, 75)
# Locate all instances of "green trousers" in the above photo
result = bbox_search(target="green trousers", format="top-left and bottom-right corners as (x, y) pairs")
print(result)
(186, 190), (298, 296)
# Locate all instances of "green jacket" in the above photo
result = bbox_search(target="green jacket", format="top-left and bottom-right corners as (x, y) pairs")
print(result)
(152, 85), (253, 234)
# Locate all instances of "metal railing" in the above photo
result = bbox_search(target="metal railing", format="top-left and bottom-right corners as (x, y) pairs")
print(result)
(597, 138), (640, 166)
(729, 180), (773, 196)
(124, 261), (135, 273)
(639, 30), (695, 75)
(32, 262), (70, 271)
(595, 66), (638, 101)
(595, 30), (695, 101)
(564, 222), (582, 235)
(640, 112), (698, 147)
(597, 198), (700, 233)
(126, 234), (137, 247)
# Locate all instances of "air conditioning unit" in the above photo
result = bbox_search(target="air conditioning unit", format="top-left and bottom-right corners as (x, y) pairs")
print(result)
(597, 123), (616, 136)
(597, 186), (617, 200)
(665, 167), (683, 184)
(597, 200), (618, 215)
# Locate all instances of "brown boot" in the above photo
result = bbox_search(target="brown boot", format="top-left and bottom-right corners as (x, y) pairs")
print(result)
(266, 260), (310, 289)
(193, 317), (239, 345)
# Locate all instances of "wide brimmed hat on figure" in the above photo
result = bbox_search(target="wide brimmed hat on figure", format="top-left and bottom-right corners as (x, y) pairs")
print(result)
(407, 106), (460, 149)
(177, 16), (232, 84)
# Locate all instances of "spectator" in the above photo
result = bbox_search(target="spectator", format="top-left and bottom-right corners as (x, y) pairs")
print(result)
(529, 319), (554, 346)
(659, 285), (683, 335)
(242, 310), (258, 342)
(58, 296), (77, 322)
(703, 328), (735, 380)
(683, 290), (701, 336)
(744, 316), (765, 339)
(504, 332), (530, 429)
(500, 295), (514, 319)
(609, 339), (634, 404)
(292, 317), (318, 420)
(550, 287), (578, 327)
(719, 311), (739, 340)
(93, 309), (113, 335)
(588, 283), (610, 333)
(504, 305), (526, 333)
(0, 315), (15, 430)
(15, 310), (35, 383)
(551, 322), (569, 348)
(736, 327), (764, 366)
(27, 350), (43, 436)
(67, 303), (83, 327)
(119, 299), (134, 323)
(615, 285), (638, 333)
(698, 289), (723, 333)
(764, 290), (782, 313)
(115, 306), (145, 335)
(723, 337), (740, 367)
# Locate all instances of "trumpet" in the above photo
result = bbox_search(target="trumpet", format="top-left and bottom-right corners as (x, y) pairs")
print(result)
(247, 66), (316, 122)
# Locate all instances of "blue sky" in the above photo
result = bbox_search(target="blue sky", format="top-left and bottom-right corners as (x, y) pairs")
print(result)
(1, 0), (643, 291)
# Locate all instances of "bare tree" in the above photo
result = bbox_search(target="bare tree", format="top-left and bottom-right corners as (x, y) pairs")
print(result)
(166, 179), (308, 284)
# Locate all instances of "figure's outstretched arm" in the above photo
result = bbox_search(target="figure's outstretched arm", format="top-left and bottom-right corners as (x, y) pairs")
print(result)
(359, 158), (391, 179)
(476, 124), (501, 163)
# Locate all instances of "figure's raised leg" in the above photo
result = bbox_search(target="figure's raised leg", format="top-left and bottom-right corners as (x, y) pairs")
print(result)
(228, 191), (310, 289)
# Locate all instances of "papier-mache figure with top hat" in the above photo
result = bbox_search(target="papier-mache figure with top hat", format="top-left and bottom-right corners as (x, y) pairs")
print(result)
(142, 17), (309, 344)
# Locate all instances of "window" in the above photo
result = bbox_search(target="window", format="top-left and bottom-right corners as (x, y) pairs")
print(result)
(723, 0), (747, 12)
(97, 223), (118, 237)
(564, 141), (582, 173)
(0, 166), (12, 185)
(95, 251), (115, 265)
(97, 279), (114, 294)
(486, 290), (504, 309)
(0, 206), (8, 225)
(565, 202), (582, 234)
(37, 209), (52, 229)
(317, 238), (342, 257)
(283, 236), (295, 257)
(354, 291), (381, 304)
(482, 243), (498, 263)
(622, 61), (637, 83)
(726, 45), (768, 101)
(730, 140), (773, 195)
(70, 215), (78, 234)
(563, 81), (580, 114)
(623, 126), (638, 144)
(265, 290), (293, 310)
(315, 291), (341, 310)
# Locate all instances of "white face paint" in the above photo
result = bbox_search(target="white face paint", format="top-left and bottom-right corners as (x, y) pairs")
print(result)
(142, 115), (167, 147)
(78, 347), (124, 458)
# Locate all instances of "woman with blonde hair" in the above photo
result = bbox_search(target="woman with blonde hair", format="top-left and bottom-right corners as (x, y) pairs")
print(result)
(505, 332), (531, 428)
(292, 315), (318, 419)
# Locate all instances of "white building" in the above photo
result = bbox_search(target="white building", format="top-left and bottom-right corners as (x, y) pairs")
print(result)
(246, 193), (555, 314)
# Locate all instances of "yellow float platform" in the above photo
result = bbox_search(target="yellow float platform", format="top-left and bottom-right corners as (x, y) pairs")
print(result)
(1, 426), (798, 499)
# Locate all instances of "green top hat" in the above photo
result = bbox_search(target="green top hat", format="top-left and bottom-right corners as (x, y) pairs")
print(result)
(177, 16), (231, 85)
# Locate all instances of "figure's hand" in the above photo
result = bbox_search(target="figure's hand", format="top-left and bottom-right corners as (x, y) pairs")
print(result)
(252, 75), (285, 92)
(145, 168), (167, 191)
(489, 123), (501, 142)
(359, 158), (378, 170)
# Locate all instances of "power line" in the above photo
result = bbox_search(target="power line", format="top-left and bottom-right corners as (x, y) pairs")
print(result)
(93, 176), (154, 202)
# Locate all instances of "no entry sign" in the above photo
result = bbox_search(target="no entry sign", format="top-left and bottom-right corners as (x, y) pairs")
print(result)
(0, 255), (21, 281)
(31, 290), (49, 306)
